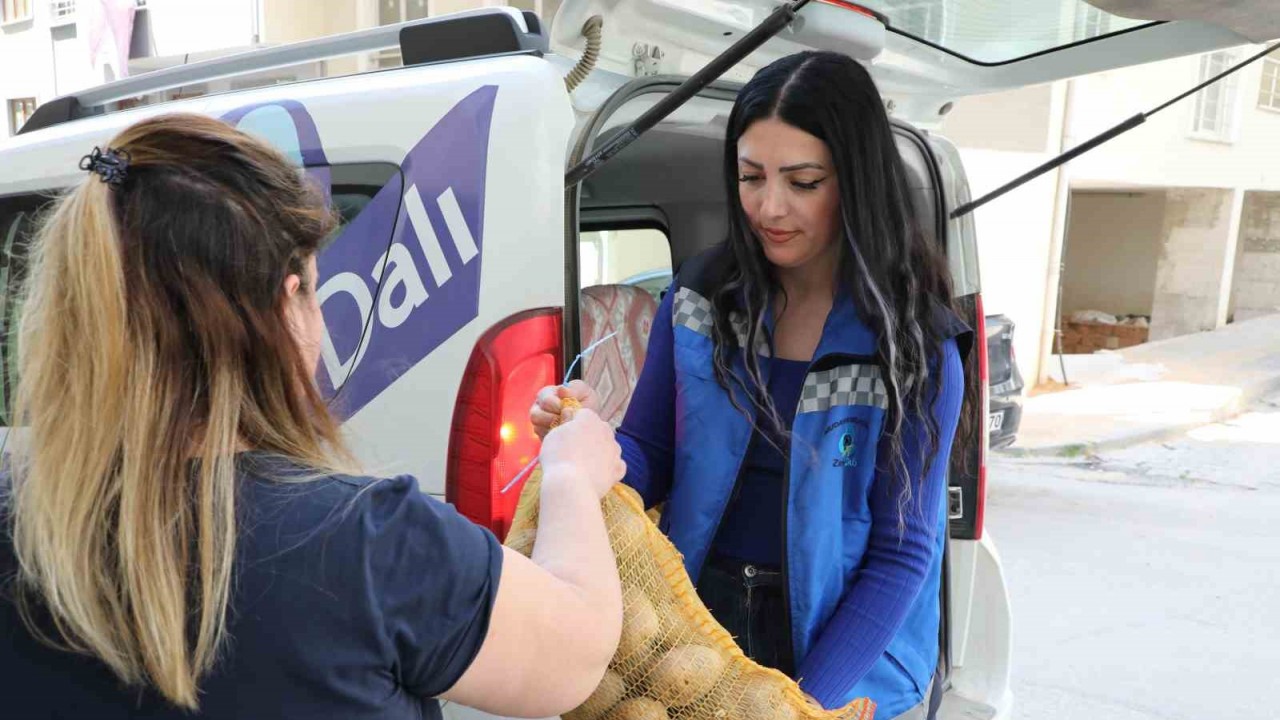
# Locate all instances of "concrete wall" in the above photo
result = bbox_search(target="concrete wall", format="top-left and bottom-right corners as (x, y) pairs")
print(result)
(1061, 191), (1165, 317)
(941, 81), (1068, 388)
(263, 0), (359, 44)
(1150, 188), (1238, 341)
(938, 83), (1055, 155)
(943, 46), (1280, 380)
(1230, 191), (1280, 322)
(1067, 47), (1280, 193)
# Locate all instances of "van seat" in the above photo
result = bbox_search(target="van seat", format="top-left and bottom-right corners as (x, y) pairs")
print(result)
(579, 284), (658, 425)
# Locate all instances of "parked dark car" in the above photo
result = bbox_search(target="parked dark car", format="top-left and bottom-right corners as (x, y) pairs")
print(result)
(985, 314), (1024, 450)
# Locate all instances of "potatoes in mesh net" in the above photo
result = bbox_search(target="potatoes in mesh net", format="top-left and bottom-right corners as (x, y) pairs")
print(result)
(609, 498), (652, 545)
(574, 670), (627, 720)
(605, 698), (670, 720)
(514, 403), (877, 720)
(734, 672), (800, 720)
(648, 645), (726, 708)
(618, 589), (661, 661)
(616, 482), (644, 507)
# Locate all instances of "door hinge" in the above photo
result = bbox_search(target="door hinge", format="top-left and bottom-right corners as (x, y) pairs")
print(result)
(632, 42), (665, 77)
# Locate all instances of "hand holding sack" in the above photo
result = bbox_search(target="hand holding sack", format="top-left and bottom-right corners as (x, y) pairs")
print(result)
(507, 399), (876, 720)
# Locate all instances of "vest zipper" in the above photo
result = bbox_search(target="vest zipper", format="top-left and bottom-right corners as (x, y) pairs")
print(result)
(704, 436), (751, 578)
(780, 428), (796, 674)
(782, 351), (881, 674)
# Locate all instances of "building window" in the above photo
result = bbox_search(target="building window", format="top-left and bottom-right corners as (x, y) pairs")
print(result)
(373, 0), (429, 68)
(2, 0), (33, 23)
(577, 227), (672, 296)
(50, 0), (75, 24)
(0, 195), (49, 425)
(379, 0), (429, 25)
(7, 98), (36, 136)
(1075, 4), (1111, 39)
(1191, 50), (1241, 142)
(1259, 58), (1280, 112)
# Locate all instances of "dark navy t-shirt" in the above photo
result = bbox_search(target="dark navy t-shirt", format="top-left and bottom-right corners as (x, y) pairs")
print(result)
(709, 356), (810, 565)
(0, 452), (503, 719)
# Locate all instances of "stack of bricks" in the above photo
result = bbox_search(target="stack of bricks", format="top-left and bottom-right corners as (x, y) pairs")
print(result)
(1059, 320), (1149, 354)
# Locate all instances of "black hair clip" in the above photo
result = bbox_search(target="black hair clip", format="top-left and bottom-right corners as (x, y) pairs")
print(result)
(79, 146), (131, 187)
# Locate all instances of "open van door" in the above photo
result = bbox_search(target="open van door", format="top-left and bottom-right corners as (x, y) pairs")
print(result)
(550, 0), (1268, 125)
(547, 3), (1272, 720)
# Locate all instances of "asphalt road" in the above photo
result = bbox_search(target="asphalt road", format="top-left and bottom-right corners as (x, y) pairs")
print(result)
(989, 396), (1280, 720)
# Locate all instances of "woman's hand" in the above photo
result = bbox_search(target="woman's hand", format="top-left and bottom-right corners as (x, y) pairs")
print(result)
(539, 408), (624, 500)
(530, 380), (601, 440)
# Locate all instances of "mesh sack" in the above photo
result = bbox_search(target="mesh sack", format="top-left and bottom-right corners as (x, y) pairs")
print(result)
(505, 401), (876, 720)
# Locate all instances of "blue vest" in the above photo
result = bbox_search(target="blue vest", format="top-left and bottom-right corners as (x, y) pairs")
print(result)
(659, 248), (964, 714)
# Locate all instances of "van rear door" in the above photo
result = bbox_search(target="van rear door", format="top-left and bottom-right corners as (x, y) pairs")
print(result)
(550, 0), (1264, 125)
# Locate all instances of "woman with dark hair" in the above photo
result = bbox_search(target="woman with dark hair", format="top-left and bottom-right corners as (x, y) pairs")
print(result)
(533, 51), (972, 719)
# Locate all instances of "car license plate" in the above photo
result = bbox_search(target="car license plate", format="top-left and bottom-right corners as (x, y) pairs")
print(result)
(988, 411), (1004, 432)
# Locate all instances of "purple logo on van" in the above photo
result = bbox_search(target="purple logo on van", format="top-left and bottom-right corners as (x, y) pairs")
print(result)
(318, 86), (497, 417)
(225, 87), (498, 417)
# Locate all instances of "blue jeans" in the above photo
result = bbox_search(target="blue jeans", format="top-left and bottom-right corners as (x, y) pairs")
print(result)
(696, 555), (796, 677)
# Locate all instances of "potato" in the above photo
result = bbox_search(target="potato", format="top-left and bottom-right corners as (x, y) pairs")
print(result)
(503, 528), (537, 557)
(734, 673), (799, 720)
(645, 503), (663, 525)
(649, 644), (726, 707)
(618, 590), (662, 660)
(608, 504), (652, 551)
(570, 670), (626, 720)
(605, 698), (670, 720)
(615, 482), (645, 508)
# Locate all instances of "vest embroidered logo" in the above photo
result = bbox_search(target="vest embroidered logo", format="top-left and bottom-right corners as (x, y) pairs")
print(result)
(825, 417), (866, 469)
(834, 430), (859, 468)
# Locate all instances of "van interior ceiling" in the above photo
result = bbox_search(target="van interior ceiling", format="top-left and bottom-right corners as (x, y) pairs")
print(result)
(580, 123), (728, 270)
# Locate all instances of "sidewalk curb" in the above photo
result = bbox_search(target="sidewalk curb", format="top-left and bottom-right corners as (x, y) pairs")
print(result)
(997, 375), (1280, 459)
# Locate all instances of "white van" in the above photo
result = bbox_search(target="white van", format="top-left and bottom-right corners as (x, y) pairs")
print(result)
(0, 2), (1266, 718)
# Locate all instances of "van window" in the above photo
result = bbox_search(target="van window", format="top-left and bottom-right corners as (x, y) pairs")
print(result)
(0, 163), (398, 426)
(578, 227), (673, 299)
(0, 193), (51, 426)
(324, 162), (401, 235)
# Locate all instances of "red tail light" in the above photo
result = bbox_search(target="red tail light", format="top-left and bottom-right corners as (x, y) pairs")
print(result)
(818, 1), (881, 20)
(447, 309), (563, 540)
(973, 295), (989, 540)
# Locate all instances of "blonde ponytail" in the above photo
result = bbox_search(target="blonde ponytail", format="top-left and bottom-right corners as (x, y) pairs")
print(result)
(10, 114), (349, 709)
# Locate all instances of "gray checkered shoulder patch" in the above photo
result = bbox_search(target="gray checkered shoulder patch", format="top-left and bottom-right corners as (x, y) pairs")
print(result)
(799, 364), (888, 414)
(672, 287), (714, 337)
(671, 287), (771, 356)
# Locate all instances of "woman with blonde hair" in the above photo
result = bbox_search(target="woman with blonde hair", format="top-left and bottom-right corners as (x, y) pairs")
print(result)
(0, 114), (625, 720)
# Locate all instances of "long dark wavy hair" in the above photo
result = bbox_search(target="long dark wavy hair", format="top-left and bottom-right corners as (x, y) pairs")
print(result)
(708, 51), (972, 522)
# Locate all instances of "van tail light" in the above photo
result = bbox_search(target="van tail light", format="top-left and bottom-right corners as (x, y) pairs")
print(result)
(447, 308), (563, 540)
(817, 1), (881, 21)
(973, 295), (990, 540)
